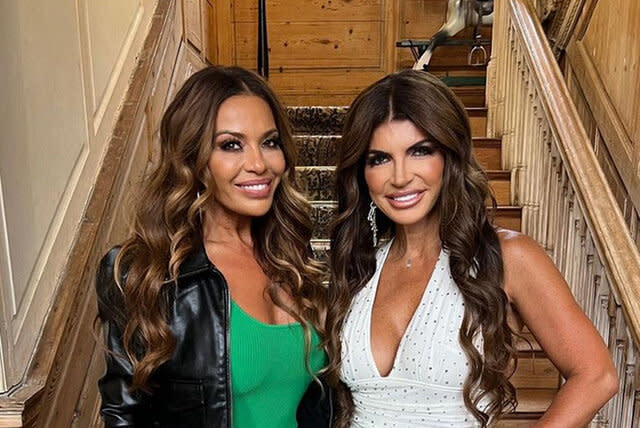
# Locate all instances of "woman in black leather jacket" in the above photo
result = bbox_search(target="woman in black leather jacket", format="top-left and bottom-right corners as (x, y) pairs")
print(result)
(95, 66), (331, 428)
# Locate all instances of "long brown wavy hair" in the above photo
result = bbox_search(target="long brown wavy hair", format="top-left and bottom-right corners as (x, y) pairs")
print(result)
(326, 70), (517, 426)
(104, 66), (325, 392)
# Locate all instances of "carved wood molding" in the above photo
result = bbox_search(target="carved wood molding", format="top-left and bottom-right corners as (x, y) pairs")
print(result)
(508, 0), (640, 347)
(535, 0), (563, 20)
(547, 0), (586, 56)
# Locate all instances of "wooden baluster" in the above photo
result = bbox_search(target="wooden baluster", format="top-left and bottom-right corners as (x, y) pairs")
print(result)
(520, 98), (532, 227)
(506, 35), (521, 171)
(559, 173), (572, 273)
(619, 332), (638, 427)
(512, 60), (525, 206)
(592, 259), (610, 343)
(585, 235), (597, 322)
(527, 96), (543, 237)
(515, 58), (528, 188)
(505, 42), (517, 171)
(575, 217), (589, 309)
(577, 217), (587, 302)
(502, 30), (517, 169)
(589, 262), (612, 426)
(547, 145), (562, 258)
(553, 169), (568, 268)
(565, 188), (578, 291)
(530, 98), (545, 240)
(612, 303), (627, 427)
(633, 388), (640, 428)
(539, 124), (553, 251)
(521, 81), (534, 234)
(488, 0), (506, 138)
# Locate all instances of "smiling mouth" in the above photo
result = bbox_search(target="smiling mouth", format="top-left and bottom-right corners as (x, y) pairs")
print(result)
(235, 179), (273, 197)
(391, 192), (420, 202)
(237, 183), (269, 191)
(385, 190), (425, 208)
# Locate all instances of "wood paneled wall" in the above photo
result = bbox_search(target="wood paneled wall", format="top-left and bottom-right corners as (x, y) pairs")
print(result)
(0, 1), (207, 426)
(396, 0), (447, 69)
(563, 0), (640, 248)
(0, 0), (160, 393)
(196, 0), (491, 104)
(204, 0), (403, 105)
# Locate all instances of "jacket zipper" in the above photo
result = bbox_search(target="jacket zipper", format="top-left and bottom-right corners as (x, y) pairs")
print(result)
(212, 267), (233, 428)
(226, 282), (232, 428)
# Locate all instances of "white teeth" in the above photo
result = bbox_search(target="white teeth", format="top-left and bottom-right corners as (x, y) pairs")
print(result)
(240, 184), (268, 191)
(392, 193), (418, 202)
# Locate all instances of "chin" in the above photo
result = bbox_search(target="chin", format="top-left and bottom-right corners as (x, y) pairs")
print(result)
(386, 213), (429, 226)
(380, 203), (438, 227)
(240, 201), (275, 218)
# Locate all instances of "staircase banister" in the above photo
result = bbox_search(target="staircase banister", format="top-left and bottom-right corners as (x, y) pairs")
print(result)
(506, 0), (640, 346)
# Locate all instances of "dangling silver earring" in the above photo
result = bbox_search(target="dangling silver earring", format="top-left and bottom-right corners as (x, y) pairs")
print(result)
(367, 201), (378, 247)
(196, 191), (203, 224)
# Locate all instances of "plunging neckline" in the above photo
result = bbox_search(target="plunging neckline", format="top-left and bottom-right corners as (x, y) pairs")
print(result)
(366, 240), (444, 378)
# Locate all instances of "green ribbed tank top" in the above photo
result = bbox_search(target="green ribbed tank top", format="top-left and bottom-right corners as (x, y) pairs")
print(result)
(230, 299), (326, 428)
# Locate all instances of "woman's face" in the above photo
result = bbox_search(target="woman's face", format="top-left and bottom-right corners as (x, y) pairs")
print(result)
(207, 94), (286, 218)
(364, 119), (445, 227)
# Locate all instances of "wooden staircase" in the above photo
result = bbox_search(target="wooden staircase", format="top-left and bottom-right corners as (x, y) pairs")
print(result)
(287, 58), (561, 423)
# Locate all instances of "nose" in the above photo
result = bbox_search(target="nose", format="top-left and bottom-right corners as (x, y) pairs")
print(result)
(390, 158), (411, 188)
(245, 144), (267, 174)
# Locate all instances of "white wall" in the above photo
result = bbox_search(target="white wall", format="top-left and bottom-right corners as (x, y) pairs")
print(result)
(0, 0), (157, 391)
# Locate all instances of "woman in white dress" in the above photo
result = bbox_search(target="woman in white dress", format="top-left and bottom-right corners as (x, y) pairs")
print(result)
(326, 70), (618, 427)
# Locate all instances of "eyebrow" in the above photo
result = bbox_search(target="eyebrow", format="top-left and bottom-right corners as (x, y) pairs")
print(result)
(214, 128), (279, 139)
(366, 138), (434, 155)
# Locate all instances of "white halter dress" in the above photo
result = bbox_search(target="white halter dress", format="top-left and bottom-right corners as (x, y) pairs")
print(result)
(340, 240), (483, 427)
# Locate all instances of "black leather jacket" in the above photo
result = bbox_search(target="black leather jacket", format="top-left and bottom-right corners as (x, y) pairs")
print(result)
(96, 245), (332, 428)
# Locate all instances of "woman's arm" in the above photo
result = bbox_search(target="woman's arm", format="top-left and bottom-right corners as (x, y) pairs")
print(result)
(500, 230), (618, 428)
(96, 247), (145, 428)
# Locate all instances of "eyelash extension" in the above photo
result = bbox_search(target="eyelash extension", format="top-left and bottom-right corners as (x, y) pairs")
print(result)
(220, 139), (242, 151)
(263, 136), (282, 148)
(366, 154), (387, 167)
(410, 145), (436, 156)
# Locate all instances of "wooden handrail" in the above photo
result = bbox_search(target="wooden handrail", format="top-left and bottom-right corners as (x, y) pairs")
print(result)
(505, 0), (640, 346)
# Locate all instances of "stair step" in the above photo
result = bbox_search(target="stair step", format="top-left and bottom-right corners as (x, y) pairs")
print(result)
(297, 166), (511, 206)
(310, 203), (521, 240)
(440, 75), (487, 87)
(487, 170), (511, 206)
(470, 118), (488, 138)
(473, 138), (502, 170)
(466, 107), (488, 116)
(512, 357), (560, 389)
(496, 388), (556, 425)
(425, 64), (489, 72)
(451, 86), (486, 107)
(513, 388), (556, 414)
(490, 206), (522, 231)
(295, 136), (502, 170)
(288, 106), (347, 135)
(310, 239), (331, 262)
(295, 135), (338, 166)
(288, 106), (487, 135)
